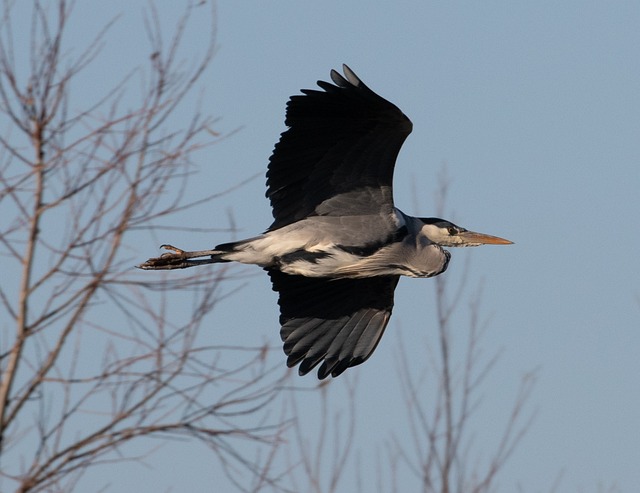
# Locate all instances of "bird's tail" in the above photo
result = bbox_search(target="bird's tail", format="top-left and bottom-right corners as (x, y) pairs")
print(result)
(214, 239), (247, 255)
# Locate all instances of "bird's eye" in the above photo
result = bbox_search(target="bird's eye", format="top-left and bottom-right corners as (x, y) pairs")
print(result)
(447, 227), (457, 235)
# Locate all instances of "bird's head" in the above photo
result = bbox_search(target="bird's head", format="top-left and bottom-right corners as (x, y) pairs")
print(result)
(419, 218), (513, 248)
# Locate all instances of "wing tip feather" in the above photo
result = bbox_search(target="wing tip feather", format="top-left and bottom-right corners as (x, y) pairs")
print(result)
(329, 64), (361, 90)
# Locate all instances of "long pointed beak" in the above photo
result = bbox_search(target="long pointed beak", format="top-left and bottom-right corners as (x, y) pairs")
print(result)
(458, 230), (514, 245)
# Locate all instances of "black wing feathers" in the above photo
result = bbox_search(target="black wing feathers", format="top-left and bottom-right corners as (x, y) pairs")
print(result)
(266, 65), (413, 230)
(268, 270), (400, 378)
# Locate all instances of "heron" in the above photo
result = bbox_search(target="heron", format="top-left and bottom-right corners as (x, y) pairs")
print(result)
(139, 65), (512, 379)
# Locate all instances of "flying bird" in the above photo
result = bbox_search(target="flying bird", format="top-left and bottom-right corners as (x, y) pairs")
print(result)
(139, 65), (512, 379)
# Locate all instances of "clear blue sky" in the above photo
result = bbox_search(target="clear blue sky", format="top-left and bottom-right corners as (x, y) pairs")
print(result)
(7, 1), (640, 491)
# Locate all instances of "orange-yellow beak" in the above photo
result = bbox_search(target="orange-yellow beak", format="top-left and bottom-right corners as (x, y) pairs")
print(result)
(457, 231), (514, 246)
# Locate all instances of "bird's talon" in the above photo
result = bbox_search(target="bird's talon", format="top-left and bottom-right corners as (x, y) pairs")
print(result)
(159, 244), (185, 255)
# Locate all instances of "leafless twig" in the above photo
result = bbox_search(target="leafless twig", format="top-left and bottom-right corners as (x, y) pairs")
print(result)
(0, 2), (287, 491)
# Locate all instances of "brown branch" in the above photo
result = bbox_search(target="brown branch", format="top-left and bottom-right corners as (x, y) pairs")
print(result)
(0, 94), (48, 454)
(0, 2), (291, 492)
(386, 171), (536, 493)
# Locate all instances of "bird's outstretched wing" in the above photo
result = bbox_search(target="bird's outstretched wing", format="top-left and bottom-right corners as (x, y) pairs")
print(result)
(266, 65), (413, 230)
(268, 270), (400, 378)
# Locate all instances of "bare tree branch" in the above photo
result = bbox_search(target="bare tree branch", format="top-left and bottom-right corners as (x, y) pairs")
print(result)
(0, 2), (288, 492)
(388, 171), (536, 493)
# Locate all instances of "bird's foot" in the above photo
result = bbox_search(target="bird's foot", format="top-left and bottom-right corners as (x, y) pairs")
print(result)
(137, 245), (220, 270)
(137, 244), (190, 270)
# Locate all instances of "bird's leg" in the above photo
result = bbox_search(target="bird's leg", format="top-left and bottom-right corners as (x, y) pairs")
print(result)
(137, 244), (221, 270)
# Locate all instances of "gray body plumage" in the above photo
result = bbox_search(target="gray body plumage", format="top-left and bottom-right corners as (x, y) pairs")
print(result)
(215, 208), (450, 279)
